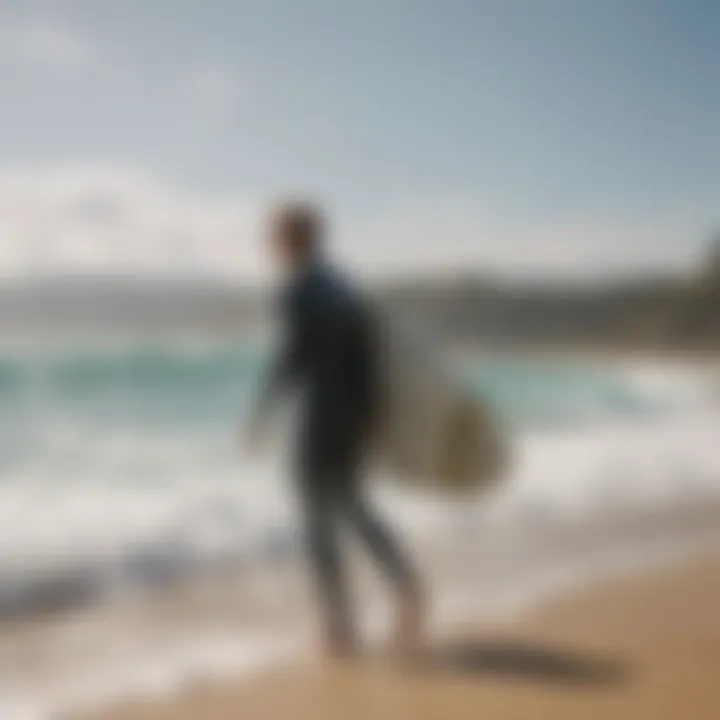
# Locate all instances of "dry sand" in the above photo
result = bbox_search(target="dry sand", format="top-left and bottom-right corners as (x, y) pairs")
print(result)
(88, 552), (720, 720)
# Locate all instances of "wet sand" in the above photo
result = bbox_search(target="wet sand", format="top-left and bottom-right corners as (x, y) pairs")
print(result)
(90, 552), (720, 720)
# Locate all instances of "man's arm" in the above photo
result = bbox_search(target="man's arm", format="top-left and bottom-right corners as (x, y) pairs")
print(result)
(246, 287), (311, 445)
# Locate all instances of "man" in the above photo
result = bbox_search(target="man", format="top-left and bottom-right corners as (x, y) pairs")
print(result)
(247, 202), (424, 658)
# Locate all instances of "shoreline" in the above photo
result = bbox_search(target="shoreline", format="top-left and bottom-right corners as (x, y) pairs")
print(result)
(0, 498), (715, 718)
(89, 548), (720, 720)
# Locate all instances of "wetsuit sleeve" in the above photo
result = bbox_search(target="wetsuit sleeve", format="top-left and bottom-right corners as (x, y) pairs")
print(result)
(251, 286), (312, 427)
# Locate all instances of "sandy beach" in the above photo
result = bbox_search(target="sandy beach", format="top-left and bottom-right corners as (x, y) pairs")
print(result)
(88, 551), (720, 720)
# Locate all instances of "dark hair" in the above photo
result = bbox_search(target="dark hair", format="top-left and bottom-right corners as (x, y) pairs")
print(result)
(273, 202), (324, 257)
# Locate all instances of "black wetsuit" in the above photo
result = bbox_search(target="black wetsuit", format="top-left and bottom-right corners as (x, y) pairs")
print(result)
(258, 260), (417, 641)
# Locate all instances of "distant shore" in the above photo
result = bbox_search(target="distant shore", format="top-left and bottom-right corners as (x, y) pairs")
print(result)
(455, 341), (720, 363)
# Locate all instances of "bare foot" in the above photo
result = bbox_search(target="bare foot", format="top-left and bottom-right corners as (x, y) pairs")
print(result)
(392, 590), (426, 661)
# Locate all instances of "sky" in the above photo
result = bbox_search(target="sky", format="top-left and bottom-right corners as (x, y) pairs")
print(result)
(0, 0), (717, 280)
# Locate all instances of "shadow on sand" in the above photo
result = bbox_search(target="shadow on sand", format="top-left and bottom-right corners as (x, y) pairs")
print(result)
(420, 638), (630, 687)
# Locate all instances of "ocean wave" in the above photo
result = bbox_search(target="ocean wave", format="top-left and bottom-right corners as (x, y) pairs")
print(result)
(0, 351), (715, 621)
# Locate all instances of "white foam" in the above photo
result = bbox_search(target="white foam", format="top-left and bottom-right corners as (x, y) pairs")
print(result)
(0, 363), (718, 614)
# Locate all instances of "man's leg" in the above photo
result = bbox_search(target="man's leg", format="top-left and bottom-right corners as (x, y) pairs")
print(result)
(299, 472), (356, 656)
(341, 474), (425, 656)
(346, 489), (417, 593)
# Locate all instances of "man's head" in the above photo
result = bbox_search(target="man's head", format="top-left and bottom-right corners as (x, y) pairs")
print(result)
(268, 201), (325, 272)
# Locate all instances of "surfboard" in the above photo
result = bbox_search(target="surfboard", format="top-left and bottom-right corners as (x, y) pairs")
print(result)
(372, 312), (508, 494)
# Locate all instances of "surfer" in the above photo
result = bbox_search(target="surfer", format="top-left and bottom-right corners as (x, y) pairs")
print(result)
(246, 202), (424, 659)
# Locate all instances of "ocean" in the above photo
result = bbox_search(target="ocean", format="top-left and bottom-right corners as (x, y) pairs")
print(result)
(0, 342), (718, 718)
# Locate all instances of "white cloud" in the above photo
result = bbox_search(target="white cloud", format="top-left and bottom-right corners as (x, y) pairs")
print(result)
(0, 16), (93, 69)
(0, 165), (265, 278)
(344, 197), (711, 280)
(0, 166), (709, 282)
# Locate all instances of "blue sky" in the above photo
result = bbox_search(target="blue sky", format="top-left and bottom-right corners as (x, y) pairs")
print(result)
(0, 0), (717, 278)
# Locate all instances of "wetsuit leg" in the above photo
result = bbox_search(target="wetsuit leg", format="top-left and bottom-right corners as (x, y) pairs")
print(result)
(298, 458), (354, 645)
(340, 468), (419, 595)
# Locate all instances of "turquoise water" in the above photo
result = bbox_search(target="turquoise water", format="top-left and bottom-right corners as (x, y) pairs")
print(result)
(467, 359), (655, 428)
(0, 343), (715, 616)
(0, 345), (657, 431)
